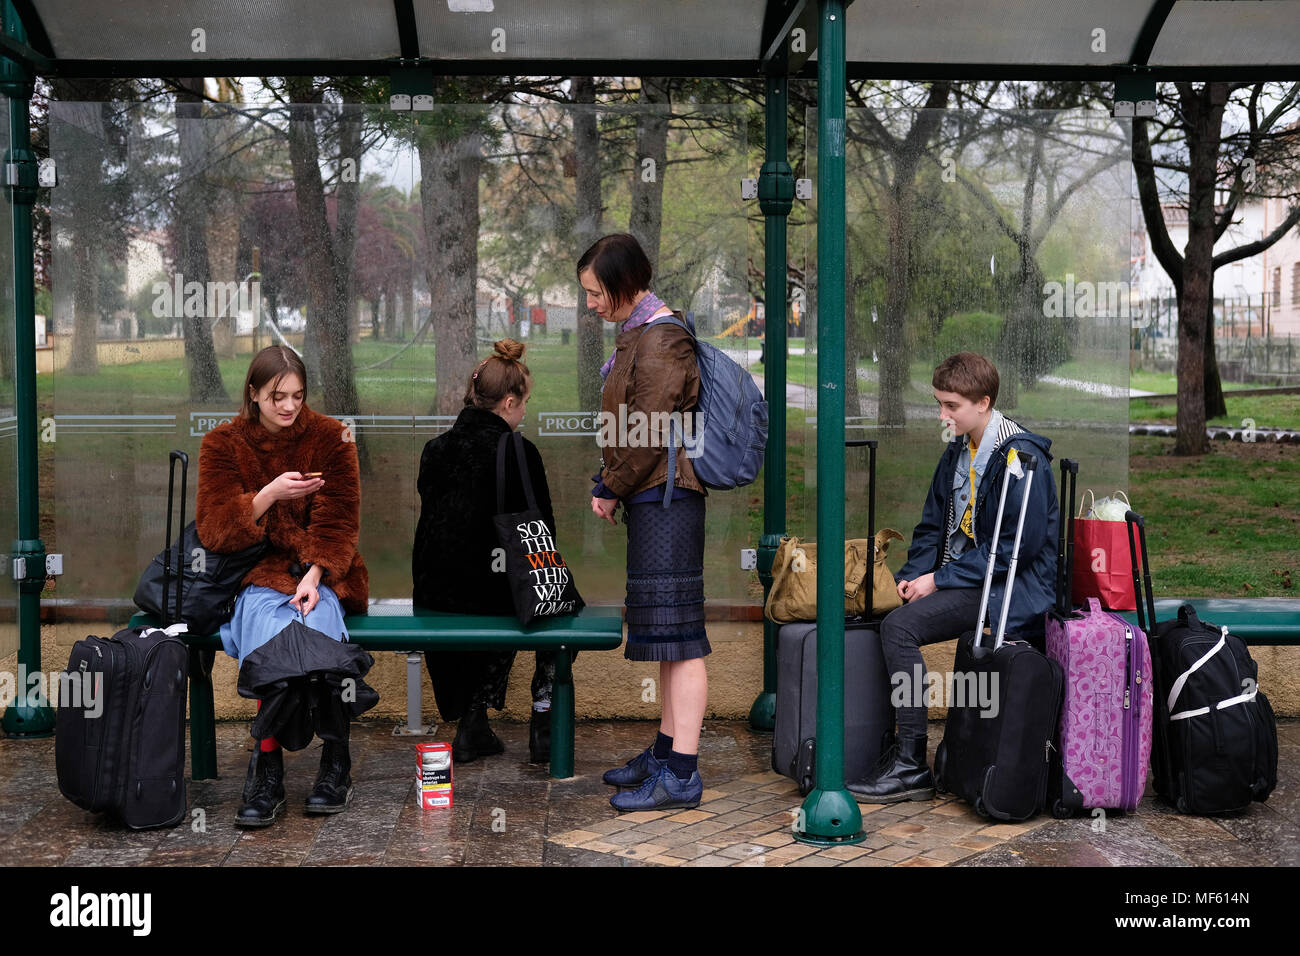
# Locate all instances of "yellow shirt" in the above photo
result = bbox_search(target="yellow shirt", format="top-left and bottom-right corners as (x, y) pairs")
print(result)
(959, 436), (978, 540)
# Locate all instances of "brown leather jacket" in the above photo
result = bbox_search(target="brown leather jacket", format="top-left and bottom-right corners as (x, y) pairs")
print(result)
(598, 312), (705, 500)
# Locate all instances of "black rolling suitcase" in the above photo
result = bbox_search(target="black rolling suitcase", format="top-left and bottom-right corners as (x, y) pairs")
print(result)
(1129, 516), (1279, 815)
(55, 451), (191, 829)
(933, 451), (1064, 821)
(772, 440), (896, 796)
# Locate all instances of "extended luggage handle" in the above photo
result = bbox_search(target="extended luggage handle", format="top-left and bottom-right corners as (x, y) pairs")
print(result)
(1055, 459), (1079, 616)
(846, 438), (879, 621)
(1124, 510), (1158, 637)
(974, 450), (1038, 650)
(162, 450), (189, 628)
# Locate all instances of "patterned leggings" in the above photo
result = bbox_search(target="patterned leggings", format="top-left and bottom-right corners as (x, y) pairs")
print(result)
(470, 650), (562, 711)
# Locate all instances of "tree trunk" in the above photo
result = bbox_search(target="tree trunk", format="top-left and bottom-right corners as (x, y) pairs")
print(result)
(629, 78), (671, 277)
(1203, 296), (1228, 420)
(844, 274), (862, 418)
(287, 81), (365, 467)
(879, 175), (918, 427)
(573, 76), (604, 413)
(417, 126), (482, 416)
(68, 239), (99, 375)
(175, 78), (228, 401)
(1175, 84), (1228, 456)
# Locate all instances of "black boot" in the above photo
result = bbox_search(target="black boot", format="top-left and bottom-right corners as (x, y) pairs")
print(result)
(847, 735), (935, 803)
(235, 747), (286, 827)
(452, 704), (505, 763)
(528, 708), (551, 765)
(304, 739), (354, 814)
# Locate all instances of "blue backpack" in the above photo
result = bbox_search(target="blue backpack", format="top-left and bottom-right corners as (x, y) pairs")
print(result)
(652, 315), (769, 506)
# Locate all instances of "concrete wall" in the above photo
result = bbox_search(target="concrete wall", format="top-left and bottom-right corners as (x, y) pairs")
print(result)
(35, 332), (306, 375)
(10, 620), (1299, 726)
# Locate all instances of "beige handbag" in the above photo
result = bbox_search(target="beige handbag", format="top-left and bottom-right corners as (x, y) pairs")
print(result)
(764, 529), (905, 623)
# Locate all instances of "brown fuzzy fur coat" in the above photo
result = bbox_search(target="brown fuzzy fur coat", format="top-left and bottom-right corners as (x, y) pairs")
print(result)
(196, 404), (369, 612)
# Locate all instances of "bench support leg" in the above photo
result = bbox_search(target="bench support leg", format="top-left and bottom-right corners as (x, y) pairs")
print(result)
(551, 647), (574, 779)
(189, 648), (218, 781)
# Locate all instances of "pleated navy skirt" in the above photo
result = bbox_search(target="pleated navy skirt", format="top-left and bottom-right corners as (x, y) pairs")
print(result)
(623, 492), (710, 661)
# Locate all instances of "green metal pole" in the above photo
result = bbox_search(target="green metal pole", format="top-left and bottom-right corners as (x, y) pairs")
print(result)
(1, 1), (53, 737)
(750, 73), (793, 732)
(796, 0), (862, 846)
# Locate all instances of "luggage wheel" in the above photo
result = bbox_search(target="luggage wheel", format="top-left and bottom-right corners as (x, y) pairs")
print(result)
(973, 796), (988, 818)
(1051, 799), (1073, 820)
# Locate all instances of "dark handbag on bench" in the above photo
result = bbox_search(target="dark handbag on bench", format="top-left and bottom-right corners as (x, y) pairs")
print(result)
(133, 449), (268, 635)
(492, 431), (584, 627)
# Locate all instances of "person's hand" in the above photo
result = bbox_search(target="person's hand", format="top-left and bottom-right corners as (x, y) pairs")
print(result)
(592, 495), (618, 525)
(897, 579), (910, 603)
(264, 471), (324, 503)
(900, 573), (937, 602)
(289, 565), (323, 617)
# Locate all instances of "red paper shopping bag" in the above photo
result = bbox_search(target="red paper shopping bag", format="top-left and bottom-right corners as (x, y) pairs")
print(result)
(1070, 517), (1137, 610)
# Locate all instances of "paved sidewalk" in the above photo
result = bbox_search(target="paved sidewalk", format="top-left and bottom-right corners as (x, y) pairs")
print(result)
(0, 718), (1294, 866)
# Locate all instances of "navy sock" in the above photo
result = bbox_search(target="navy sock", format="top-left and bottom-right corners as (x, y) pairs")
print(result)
(667, 750), (697, 781)
(652, 732), (673, 760)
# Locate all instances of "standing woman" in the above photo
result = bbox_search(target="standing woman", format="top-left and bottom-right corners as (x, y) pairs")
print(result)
(197, 345), (369, 827)
(413, 339), (563, 764)
(580, 233), (709, 811)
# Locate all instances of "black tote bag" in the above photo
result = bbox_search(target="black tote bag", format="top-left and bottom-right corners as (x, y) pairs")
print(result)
(492, 431), (584, 626)
(134, 522), (268, 635)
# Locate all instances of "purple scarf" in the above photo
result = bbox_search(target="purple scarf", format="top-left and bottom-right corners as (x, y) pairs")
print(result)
(599, 292), (667, 383)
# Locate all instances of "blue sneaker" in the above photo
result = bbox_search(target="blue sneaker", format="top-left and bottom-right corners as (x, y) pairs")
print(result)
(610, 765), (703, 812)
(602, 747), (663, 787)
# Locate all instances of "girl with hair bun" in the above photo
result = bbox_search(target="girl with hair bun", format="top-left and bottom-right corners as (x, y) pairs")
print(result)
(412, 338), (563, 763)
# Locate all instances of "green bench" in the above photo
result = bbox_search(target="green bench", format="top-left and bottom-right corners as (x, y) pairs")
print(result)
(1117, 598), (1300, 645)
(129, 604), (625, 781)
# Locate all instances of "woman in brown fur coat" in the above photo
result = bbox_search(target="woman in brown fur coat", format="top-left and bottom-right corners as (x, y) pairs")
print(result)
(197, 345), (368, 828)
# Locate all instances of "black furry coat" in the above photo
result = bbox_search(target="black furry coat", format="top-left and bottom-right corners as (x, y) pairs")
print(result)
(412, 406), (557, 719)
(412, 405), (556, 614)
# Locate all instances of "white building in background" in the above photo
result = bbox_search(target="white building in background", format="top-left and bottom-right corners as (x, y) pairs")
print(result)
(1133, 192), (1300, 337)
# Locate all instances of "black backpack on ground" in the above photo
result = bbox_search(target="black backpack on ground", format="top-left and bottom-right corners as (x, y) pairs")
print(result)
(55, 450), (191, 829)
(1129, 522), (1278, 814)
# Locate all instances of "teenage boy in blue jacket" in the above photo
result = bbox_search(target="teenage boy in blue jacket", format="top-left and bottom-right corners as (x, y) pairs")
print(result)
(849, 352), (1058, 802)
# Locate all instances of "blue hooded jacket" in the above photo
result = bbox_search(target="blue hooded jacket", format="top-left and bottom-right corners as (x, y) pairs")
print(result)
(895, 421), (1058, 640)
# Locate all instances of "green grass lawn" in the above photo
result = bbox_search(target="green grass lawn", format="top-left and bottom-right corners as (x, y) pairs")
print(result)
(1129, 393), (1300, 430)
(1128, 435), (1298, 598)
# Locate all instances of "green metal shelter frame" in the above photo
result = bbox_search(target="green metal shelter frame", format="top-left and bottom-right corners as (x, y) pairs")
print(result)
(3, 0), (1297, 845)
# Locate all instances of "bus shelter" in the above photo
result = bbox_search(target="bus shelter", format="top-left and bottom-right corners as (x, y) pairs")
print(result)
(2, 0), (1297, 846)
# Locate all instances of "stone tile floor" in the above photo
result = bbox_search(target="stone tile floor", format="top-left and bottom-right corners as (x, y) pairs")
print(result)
(1, 718), (1295, 866)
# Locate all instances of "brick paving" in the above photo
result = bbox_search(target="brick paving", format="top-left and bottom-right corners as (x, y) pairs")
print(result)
(0, 718), (1295, 866)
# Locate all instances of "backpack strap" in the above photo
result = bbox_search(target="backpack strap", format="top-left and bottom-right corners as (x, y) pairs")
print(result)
(624, 313), (695, 509)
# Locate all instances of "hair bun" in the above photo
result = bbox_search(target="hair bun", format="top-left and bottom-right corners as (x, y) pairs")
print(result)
(494, 338), (525, 362)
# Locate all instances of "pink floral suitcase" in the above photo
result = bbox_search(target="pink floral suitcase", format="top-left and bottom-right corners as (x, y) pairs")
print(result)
(1044, 461), (1153, 816)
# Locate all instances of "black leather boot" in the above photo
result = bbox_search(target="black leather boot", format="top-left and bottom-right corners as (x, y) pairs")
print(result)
(235, 747), (286, 827)
(847, 735), (935, 803)
(528, 708), (551, 765)
(452, 704), (505, 763)
(304, 739), (354, 814)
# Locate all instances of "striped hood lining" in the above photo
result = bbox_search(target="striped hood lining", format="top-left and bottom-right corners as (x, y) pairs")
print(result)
(941, 416), (1028, 568)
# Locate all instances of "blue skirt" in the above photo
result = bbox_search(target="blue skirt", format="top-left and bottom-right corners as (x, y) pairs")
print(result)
(623, 493), (710, 662)
(221, 584), (350, 668)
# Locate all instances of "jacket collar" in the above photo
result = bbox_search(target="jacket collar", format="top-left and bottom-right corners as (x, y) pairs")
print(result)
(453, 405), (512, 435)
(235, 403), (317, 453)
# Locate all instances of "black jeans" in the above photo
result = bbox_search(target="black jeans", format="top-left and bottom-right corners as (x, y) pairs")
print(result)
(879, 587), (983, 738)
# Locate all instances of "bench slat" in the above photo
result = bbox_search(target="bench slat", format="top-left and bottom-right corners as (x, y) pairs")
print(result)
(1116, 598), (1300, 645)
